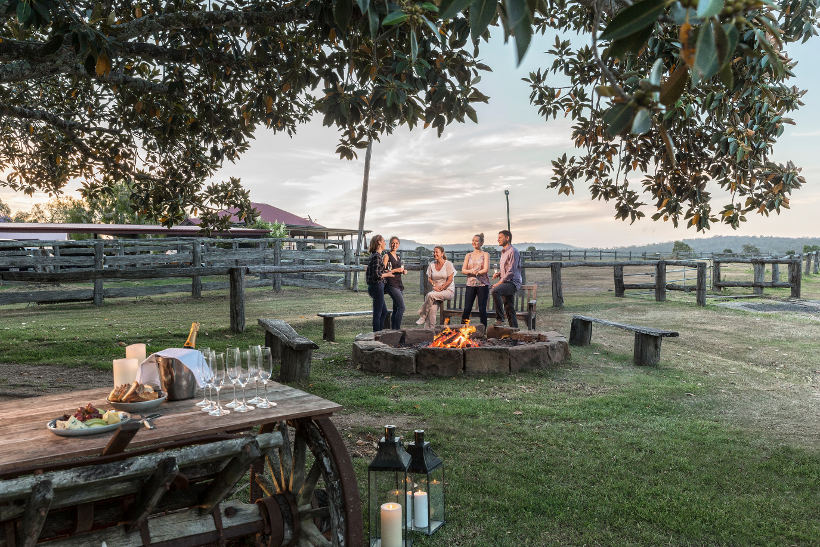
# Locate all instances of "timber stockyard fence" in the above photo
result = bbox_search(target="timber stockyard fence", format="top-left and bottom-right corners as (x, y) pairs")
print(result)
(0, 239), (816, 333)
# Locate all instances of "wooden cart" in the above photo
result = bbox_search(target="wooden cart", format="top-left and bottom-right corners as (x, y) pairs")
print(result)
(0, 384), (362, 546)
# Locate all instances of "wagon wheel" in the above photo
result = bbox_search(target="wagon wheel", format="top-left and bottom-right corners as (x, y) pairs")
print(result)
(252, 417), (362, 547)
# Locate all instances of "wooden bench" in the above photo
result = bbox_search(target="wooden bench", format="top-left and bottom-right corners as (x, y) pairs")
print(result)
(569, 315), (679, 365)
(442, 284), (538, 329)
(317, 311), (391, 342)
(258, 318), (319, 381)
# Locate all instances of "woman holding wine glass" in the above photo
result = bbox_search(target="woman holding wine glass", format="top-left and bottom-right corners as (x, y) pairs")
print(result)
(209, 352), (229, 416)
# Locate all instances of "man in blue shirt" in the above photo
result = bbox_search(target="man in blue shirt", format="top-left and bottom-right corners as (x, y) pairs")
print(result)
(490, 230), (522, 327)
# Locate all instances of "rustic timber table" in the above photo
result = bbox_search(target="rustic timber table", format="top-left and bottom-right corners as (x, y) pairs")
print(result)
(0, 384), (362, 546)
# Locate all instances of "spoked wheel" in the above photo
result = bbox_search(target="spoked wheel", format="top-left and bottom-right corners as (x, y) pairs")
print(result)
(251, 417), (362, 547)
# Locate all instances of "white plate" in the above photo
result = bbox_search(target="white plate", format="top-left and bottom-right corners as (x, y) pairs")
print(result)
(106, 392), (167, 413)
(47, 413), (131, 437)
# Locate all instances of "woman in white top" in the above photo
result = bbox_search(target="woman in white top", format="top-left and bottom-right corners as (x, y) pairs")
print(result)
(416, 246), (455, 328)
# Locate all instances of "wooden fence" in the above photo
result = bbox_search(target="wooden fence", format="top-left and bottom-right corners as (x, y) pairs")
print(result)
(0, 237), (354, 305)
(712, 256), (806, 298)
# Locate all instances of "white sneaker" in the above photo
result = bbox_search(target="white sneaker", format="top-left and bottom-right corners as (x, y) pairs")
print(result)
(416, 317), (425, 325)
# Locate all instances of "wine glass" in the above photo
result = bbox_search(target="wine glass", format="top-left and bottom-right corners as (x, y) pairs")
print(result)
(255, 347), (276, 409)
(196, 347), (212, 408)
(234, 350), (254, 413)
(247, 345), (264, 405)
(225, 346), (240, 409)
(200, 350), (216, 412)
(209, 352), (229, 416)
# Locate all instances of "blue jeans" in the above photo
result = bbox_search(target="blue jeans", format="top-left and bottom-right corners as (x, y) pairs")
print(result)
(368, 283), (388, 332)
(461, 285), (489, 327)
(384, 285), (405, 330)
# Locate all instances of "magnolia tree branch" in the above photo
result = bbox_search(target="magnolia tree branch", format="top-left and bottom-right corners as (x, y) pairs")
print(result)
(0, 104), (120, 135)
(109, 9), (298, 40)
(590, 0), (628, 99)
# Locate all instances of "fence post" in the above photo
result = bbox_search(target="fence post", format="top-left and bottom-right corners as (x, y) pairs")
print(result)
(191, 240), (202, 298)
(272, 241), (282, 293)
(789, 260), (801, 298)
(520, 255), (527, 285)
(93, 241), (104, 306)
(53, 244), (61, 273)
(229, 266), (246, 333)
(613, 265), (625, 297)
(814, 251), (819, 275)
(696, 262), (706, 306)
(654, 261), (666, 302)
(550, 262), (563, 307)
(752, 261), (765, 296)
(805, 254), (811, 276)
(419, 258), (429, 296)
(771, 262), (780, 283)
(342, 240), (352, 290)
(713, 259), (722, 290)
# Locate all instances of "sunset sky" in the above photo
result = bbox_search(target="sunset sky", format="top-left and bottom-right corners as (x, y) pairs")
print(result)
(2, 30), (817, 247)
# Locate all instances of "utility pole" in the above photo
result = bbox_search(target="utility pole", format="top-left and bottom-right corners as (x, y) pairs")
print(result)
(504, 189), (510, 232)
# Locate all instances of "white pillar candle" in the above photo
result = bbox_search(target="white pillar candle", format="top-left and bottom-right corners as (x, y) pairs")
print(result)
(112, 358), (139, 387)
(380, 502), (402, 547)
(390, 490), (413, 527)
(413, 490), (428, 528)
(125, 343), (147, 363)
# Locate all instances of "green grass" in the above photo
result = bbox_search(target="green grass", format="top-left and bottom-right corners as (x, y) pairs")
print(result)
(0, 277), (818, 545)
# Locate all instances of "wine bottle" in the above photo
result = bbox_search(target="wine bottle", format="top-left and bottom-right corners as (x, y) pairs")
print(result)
(183, 322), (200, 348)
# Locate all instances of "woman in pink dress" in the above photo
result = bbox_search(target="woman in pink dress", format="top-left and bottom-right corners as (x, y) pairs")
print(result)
(416, 246), (455, 328)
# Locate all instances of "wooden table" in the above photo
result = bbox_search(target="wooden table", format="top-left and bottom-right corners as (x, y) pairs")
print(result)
(0, 384), (361, 546)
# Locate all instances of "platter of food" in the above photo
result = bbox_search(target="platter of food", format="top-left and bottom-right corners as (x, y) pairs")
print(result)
(48, 403), (131, 437)
(107, 381), (166, 412)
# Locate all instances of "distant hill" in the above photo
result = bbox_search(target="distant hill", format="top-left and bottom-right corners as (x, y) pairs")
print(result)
(399, 239), (578, 251)
(610, 235), (820, 255)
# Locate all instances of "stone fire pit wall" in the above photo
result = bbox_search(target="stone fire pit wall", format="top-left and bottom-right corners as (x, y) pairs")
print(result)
(353, 326), (570, 377)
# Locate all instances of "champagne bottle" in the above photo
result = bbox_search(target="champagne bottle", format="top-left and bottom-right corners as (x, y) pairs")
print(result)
(183, 322), (200, 348)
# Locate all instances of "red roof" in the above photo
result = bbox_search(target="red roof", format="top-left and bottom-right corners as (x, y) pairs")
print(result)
(186, 202), (322, 227)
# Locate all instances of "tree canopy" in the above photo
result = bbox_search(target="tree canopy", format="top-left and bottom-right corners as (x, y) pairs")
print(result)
(0, 0), (817, 230)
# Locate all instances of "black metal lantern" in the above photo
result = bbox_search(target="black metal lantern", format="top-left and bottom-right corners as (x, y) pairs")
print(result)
(368, 425), (412, 547)
(406, 430), (445, 535)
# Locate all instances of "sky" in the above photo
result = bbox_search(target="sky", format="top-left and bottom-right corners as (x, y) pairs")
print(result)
(2, 30), (818, 247)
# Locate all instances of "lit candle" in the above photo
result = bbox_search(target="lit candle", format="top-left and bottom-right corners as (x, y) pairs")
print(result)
(413, 490), (428, 528)
(112, 358), (139, 387)
(380, 502), (402, 547)
(125, 343), (147, 363)
(389, 490), (413, 527)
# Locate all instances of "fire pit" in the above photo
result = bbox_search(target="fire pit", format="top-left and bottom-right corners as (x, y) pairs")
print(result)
(353, 320), (570, 377)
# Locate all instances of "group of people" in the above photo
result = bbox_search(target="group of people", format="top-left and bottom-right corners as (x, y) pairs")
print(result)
(365, 230), (523, 332)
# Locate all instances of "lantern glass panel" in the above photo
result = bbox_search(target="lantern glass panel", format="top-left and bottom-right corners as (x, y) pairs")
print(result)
(369, 470), (410, 546)
(409, 466), (444, 535)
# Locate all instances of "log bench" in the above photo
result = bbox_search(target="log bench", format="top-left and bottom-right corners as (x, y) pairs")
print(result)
(317, 311), (391, 342)
(442, 284), (537, 329)
(258, 318), (319, 382)
(569, 315), (679, 366)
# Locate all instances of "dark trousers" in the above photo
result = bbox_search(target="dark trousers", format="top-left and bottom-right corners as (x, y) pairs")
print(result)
(368, 283), (388, 332)
(461, 285), (489, 327)
(384, 285), (405, 330)
(491, 282), (518, 327)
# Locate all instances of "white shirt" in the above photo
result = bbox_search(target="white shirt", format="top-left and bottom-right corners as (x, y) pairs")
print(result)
(427, 260), (455, 292)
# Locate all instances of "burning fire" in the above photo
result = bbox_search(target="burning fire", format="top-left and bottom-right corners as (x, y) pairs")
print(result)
(429, 318), (480, 348)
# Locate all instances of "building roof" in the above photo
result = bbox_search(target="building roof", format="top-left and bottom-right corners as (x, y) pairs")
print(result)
(185, 202), (323, 227)
(0, 223), (268, 237)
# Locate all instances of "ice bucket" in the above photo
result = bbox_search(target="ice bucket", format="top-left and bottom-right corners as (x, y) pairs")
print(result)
(157, 356), (197, 401)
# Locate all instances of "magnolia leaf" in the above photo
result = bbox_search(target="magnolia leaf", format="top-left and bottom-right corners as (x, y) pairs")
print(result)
(660, 63), (689, 107)
(470, 0), (497, 42)
(603, 103), (635, 136)
(596, 85), (618, 97)
(601, 0), (669, 42)
(356, 0), (369, 14)
(410, 29), (419, 62)
(421, 15), (442, 41)
(697, 0), (723, 19)
(694, 20), (720, 82)
(334, 0), (353, 29)
(382, 10), (408, 25)
(719, 62), (734, 88)
(440, 0), (472, 19)
(504, 0), (533, 63)
(649, 58), (664, 86)
(422, 2), (439, 12)
(608, 25), (653, 60)
(368, 9), (379, 38)
(631, 107), (652, 134)
(723, 23), (739, 61)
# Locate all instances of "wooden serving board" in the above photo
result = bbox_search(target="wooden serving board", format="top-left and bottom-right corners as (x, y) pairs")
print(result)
(0, 384), (340, 477)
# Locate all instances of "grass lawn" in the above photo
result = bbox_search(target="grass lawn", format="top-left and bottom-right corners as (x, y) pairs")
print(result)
(0, 270), (818, 545)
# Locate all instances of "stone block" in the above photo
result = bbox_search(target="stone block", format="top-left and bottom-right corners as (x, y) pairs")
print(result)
(354, 332), (375, 342)
(539, 330), (565, 342)
(374, 329), (404, 347)
(545, 339), (571, 364)
(486, 325), (519, 339)
(508, 342), (550, 372)
(352, 340), (389, 370)
(511, 330), (544, 343)
(415, 347), (463, 377)
(365, 347), (416, 375)
(463, 347), (510, 375)
(404, 328), (434, 345)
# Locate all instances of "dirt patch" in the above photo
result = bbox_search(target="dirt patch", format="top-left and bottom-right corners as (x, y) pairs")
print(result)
(718, 298), (820, 318)
(0, 363), (111, 401)
(331, 411), (426, 460)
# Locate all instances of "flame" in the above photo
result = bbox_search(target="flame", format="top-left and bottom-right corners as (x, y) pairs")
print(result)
(430, 319), (480, 348)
